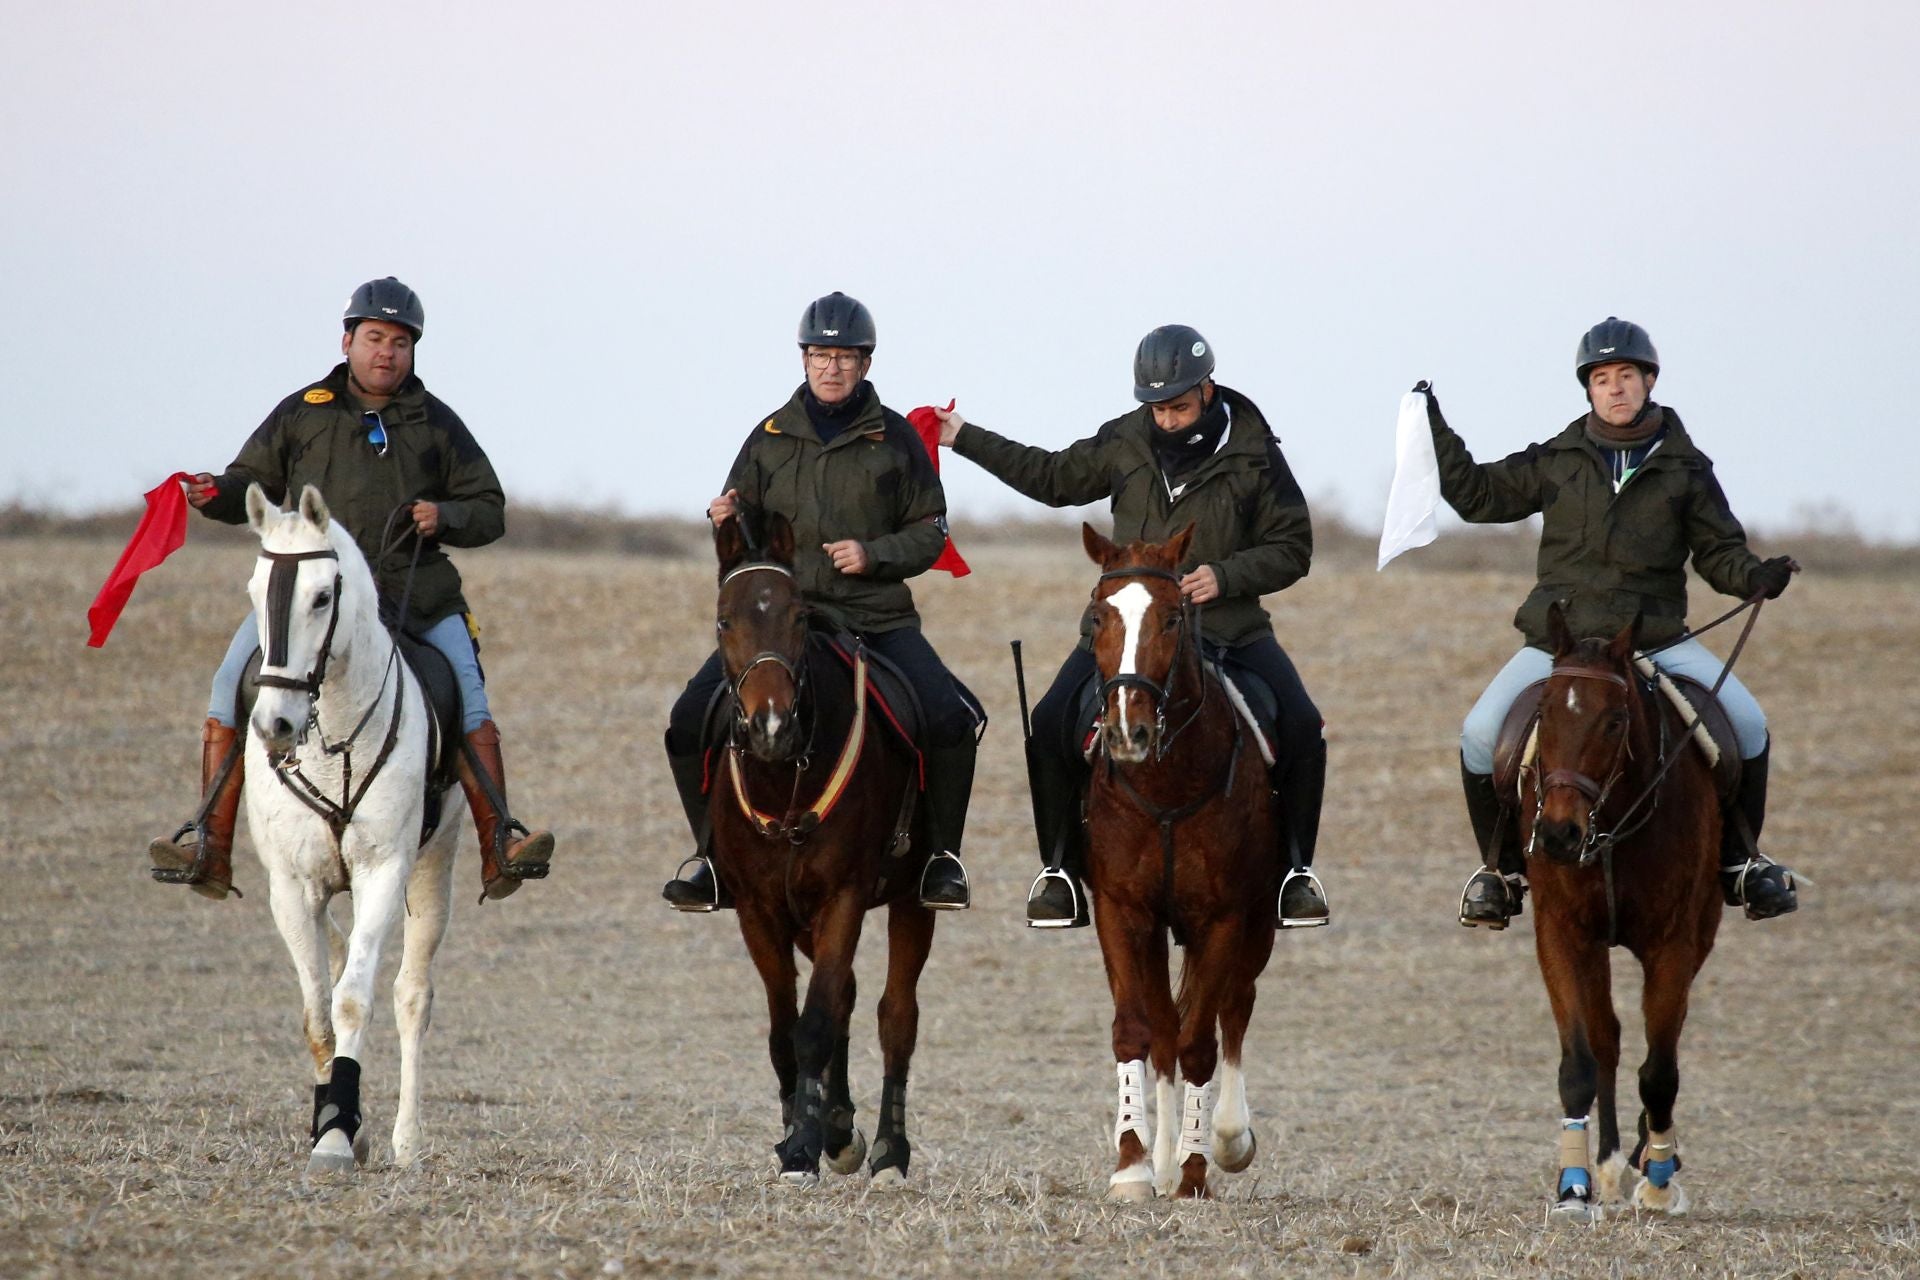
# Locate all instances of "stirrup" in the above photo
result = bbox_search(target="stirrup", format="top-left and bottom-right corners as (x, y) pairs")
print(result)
(1458, 869), (1522, 930)
(1026, 867), (1086, 930)
(665, 855), (723, 913)
(1279, 867), (1330, 929)
(497, 820), (554, 880)
(1722, 855), (1797, 919)
(919, 849), (970, 911)
(148, 822), (205, 883)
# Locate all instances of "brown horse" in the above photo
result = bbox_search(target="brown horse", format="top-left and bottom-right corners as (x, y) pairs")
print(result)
(1522, 601), (1723, 1222)
(1080, 523), (1278, 1201)
(707, 510), (937, 1188)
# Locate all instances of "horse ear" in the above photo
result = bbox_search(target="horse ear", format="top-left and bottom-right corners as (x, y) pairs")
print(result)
(1608, 612), (1642, 665)
(1166, 520), (1197, 569)
(245, 483), (274, 535)
(298, 484), (331, 531)
(765, 510), (797, 566)
(1082, 521), (1117, 567)
(1547, 599), (1575, 657)
(714, 514), (747, 576)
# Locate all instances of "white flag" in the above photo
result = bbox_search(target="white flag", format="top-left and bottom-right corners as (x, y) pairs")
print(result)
(1377, 389), (1441, 571)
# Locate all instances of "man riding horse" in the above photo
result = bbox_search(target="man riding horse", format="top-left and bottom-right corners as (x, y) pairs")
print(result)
(1434, 317), (1800, 928)
(146, 276), (555, 903)
(661, 292), (977, 913)
(935, 325), (1331, 929)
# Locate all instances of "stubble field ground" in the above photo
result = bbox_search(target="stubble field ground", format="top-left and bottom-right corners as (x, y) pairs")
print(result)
(1, 530), (1915, 1278)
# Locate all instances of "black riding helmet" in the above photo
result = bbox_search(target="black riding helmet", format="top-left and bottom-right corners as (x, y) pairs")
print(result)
(797, 291), (877, 350)
(1133, 325), (1215, 403)
(344, 277), (425, 341)
(1575, 317), (1658, 386)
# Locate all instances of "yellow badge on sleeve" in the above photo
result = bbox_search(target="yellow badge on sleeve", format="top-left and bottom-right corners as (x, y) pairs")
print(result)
(762, 418), (781, 434)
(303, 388), (334, 404)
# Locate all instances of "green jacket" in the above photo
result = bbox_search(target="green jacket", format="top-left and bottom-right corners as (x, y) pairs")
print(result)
(725, 384), (947, 634)
(200, 363), (506, 632)
(1430, 404), (1764, 650)
(952, 385), (1313, 647)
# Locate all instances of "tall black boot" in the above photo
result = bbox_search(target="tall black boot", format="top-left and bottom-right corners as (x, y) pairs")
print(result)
(662, 749), (730, 912)
(1275, 738), (1330, 928)
(918, 742), (975, 910)
(1720, 740), (1797, 919)
(1459, 755), (1526, 929)
(1025, 741), (1089, 929)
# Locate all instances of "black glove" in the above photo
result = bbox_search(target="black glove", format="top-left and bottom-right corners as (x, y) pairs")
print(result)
(1748, 555), (1795, 599)
(1413, 379), (1448, 432)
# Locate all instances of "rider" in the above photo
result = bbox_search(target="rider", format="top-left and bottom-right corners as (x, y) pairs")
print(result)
(1433, 317), (1799, 928)
(661, 291), (978, 913)
(146, 276), (555, 904)
(936, 325), (1329, 929)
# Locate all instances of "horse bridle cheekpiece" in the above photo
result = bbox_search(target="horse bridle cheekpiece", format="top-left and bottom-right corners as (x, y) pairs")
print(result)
(1094, 566), (1202, 760)
(256, 548), (343, 697)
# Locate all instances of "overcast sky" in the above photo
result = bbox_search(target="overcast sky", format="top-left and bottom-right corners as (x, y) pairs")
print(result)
(6, 1), (1917, 540)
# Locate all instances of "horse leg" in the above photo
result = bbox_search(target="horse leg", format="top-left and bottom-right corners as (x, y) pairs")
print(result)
(1580, 954), (1625, 1207)
(309, 858), (409, 1174)
(868, 900), (935, 1188)
(1170, 920), (1239, 1199)
(1142, 924), (1183, 1197)
(1212, 913), (1274, 1176)
(1629, 943), (1700, 1215)
(1535, 917), (1610, 1222)
(781, 889), (866, 1186)
(821, 981), (866, 1177)
(390, 825), (457, 1167)
(267, 870), (339, 1167)
(1094, 896), (1159, 1202)
(735, 905), (800, 1169)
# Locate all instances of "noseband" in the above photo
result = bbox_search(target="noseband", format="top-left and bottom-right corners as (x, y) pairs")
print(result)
(1093, 566), (1204, 760)
(254, 548), (343, 696)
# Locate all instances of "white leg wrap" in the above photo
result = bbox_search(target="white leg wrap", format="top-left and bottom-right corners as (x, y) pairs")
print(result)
(1177, 1079), (1217, 1162)
(1112, 1059), (1151, 1153)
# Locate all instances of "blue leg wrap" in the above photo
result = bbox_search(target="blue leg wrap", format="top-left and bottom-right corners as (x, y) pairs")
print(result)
(1644, 1156), (1677, 1188)
(1558, 1166), (1590, 1198)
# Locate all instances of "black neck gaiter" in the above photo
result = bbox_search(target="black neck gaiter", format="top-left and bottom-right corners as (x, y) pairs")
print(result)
(803, 381), (873, 444)
(1149, 392), (1230, 481)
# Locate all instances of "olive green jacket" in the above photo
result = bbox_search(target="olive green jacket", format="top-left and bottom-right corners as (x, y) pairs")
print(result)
(952, 385), (1312, 647)
(200, 363), (506, 632)
(1430, 404), (1764, 650)
(725, 384), (947, 634)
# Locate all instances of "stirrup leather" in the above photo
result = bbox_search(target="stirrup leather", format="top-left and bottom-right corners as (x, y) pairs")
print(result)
(1278, 867), (1329, 929)
(1025, 866), (1084, 930)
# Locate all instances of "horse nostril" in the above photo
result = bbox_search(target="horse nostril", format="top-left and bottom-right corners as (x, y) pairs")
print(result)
(272, 717), (294, 740)
(1130, 725), (1150, 748)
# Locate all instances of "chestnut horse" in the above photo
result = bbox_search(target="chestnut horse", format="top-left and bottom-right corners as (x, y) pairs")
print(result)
(1522, 602), (1723, 1222)
(1081, 523), (1278, 1201)
(707, 510), (938, 1188)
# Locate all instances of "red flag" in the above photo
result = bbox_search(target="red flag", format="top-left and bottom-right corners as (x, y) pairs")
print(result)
(87, 472), (194, 647)
(905, 402), (970, 578)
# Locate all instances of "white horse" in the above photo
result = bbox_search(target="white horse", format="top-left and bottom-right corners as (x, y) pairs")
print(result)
(242, 483), (460, 1174)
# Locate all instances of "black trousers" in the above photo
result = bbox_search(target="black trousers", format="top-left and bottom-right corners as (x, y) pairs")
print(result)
(666, 625), (976, 756)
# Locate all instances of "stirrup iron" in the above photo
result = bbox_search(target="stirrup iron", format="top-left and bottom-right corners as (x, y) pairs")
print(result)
(1026, 866), (1084, 930)
(1278, 867), (1329, 929)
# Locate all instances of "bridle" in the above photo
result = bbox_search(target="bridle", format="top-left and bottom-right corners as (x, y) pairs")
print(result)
(1526, 663), (1657, 868)
(1092, 566), (1208, 761)
(720, 562), (811, 736)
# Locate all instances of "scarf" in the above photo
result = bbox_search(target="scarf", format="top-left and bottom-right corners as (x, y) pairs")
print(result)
(1584, 400), (1664, 449)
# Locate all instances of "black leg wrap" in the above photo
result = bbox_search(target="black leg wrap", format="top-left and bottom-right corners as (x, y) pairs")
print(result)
(824, 1036), (856, 1152)
(313, 1057), (362, 1145)
(868, 1075), (910, 1178)
(779, 1076), (826, 1177)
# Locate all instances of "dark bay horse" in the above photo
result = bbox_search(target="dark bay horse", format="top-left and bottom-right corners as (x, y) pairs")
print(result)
(1080, 523), (1278, 1201)
(707, 510), (938, 1188)
(1522, 602), (1723, 1222)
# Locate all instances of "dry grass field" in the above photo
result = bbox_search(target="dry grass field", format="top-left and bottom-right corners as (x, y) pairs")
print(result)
(2, 531), (1915, 1278)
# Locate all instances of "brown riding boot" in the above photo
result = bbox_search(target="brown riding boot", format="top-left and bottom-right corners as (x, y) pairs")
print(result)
(456, 719), (555, 903)
(147, 718), (244, 901)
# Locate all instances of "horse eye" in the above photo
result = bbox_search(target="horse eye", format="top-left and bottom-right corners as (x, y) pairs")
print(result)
(1162, 613), (1182, 631)
(716, 617), (732, 633)
(313, 590), (332, 610)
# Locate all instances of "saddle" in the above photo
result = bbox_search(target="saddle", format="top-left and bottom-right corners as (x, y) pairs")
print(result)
(1491, 671), (1740, 803)
(238, 635), (465, 839)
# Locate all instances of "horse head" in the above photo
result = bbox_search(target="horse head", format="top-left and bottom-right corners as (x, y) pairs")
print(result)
(1083, 521), (1198, 764)
(715, 505), (808, 761)
(1532, 601), (1644, 865)
(244, 483), (368, 754)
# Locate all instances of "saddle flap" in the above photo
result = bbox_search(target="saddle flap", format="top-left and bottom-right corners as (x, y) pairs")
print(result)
(1660, 674), (1743, 801)
(396, 634), (464, 784)
(1491, 680), (1547, 798)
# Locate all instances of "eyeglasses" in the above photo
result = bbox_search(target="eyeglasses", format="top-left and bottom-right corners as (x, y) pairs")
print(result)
(363, 411), (389, 457)
(804, 350), (867, 370)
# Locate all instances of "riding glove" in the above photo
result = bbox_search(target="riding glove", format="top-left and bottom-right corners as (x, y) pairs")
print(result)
(1748, 555), (1795, 600)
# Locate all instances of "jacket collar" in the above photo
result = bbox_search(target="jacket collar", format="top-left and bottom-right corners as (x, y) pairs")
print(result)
(770, 382), (888, 448)
(1121, 383), (1273, 475)
(1548, 406), (1700, 467)
(328, 361), (429, 423)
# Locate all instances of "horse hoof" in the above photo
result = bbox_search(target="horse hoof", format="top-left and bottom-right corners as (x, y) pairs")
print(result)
(1632, 1176), (1690, 1216)
(1107, 1166), (1156, 1203)
(826, 1128), (868, 1176)
(1548, 1195), (1599, 1226)
(1215, 1128), (1257, 1174)
(779, 1169), (820, 1189)
(306, 1130), (358, 1176)
(869, 1165), (909, 1191)
(1596, 1152), (1633, 1204)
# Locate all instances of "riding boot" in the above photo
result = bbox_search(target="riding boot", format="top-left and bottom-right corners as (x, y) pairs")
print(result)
(662, 748), (731, 912)
(1025, 745), (1089, 929)
(1459, 756), (1526, 929)
(918, 741), (975, 910)
(148, 718), (245, 901)
(455, 720), (554, 904)
(1719, 741), (1798, 920)
(1274, 738), (1330, 928)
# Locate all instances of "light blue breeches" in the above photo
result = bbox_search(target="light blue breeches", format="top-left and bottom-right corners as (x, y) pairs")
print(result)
(1460, 637), (1767, 775)
(210, 611), (490, 734)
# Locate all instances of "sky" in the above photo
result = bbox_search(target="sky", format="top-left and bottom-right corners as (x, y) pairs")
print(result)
(5, 1), (1917, 541)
